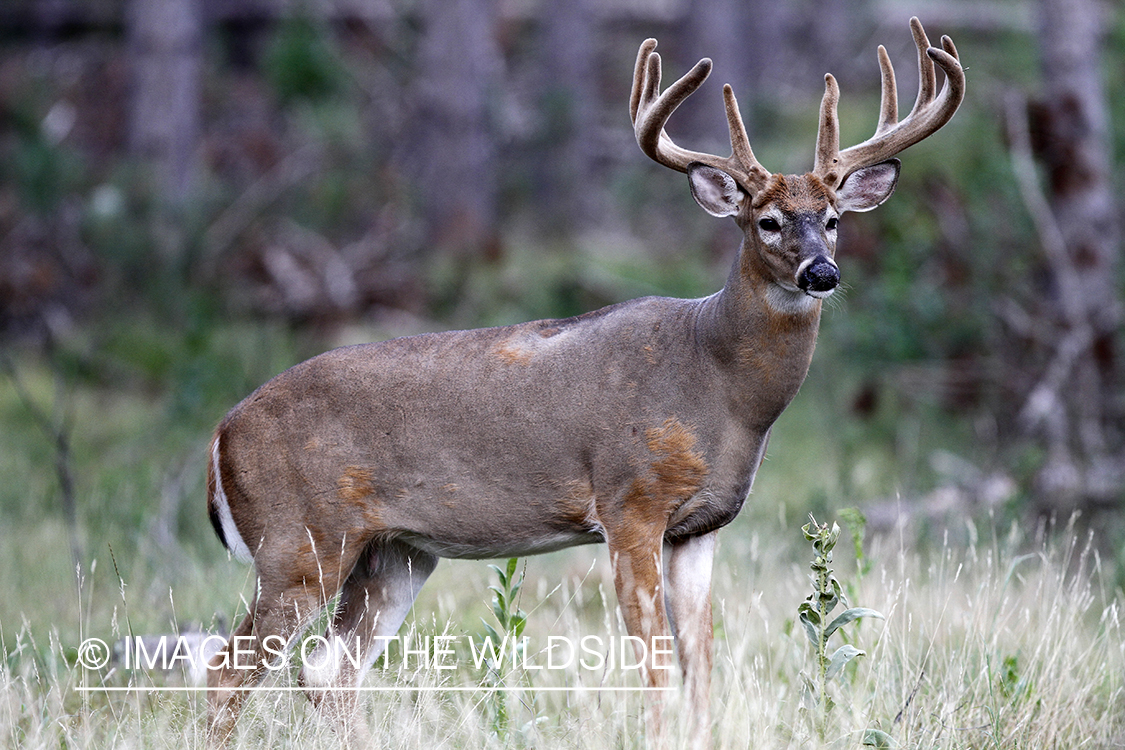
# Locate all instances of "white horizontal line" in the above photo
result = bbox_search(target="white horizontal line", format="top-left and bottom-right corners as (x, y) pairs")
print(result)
(78, 685), (673, 693)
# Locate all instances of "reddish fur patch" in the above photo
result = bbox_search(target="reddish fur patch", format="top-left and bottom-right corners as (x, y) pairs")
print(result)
(335, 466), (385, 530)
(495, 341), (534, 365)
(608, 418), (711, 557)
(290, 536), (323, 588)
(644, 419), (709, 501)
(752, 173), (833, 213)
(337, 466), (375, 504)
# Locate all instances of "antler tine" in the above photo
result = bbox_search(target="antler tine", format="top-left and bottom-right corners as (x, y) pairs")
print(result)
(724, 84), (763, 177)
(630, 38), (658, 125)
(911, 17), (937, 115)
(813, 73), (840, 178)
(631, 43), (713, 172)
(631, 39), (768, 191)
(815, 17), (965, 188)
(814, 73), (841, 178)
(874, 45), (898, 136)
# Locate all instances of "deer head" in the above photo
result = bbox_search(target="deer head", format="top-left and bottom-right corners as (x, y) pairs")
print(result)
(631, 17), (965, 311)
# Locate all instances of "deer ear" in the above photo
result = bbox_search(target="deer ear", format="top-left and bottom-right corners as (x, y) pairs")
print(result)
(836, 159), (900, 213)
(688, 163), (745, 217)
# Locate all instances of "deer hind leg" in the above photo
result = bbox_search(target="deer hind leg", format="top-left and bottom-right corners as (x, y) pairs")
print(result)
(663, 531), (716, 749)
(206, 581), (333, 746)
(298, 539), (438, 740)
(206, 531), (365, 746)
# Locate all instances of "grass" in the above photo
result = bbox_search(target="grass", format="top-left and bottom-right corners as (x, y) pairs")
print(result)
(0, 258), (1118, 748)
(1, 510), (1121, 749)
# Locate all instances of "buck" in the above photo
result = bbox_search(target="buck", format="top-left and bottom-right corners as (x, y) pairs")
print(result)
(205, 17), (963, 746)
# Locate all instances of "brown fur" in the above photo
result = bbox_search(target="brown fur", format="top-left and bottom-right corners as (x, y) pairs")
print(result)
(495, 342), (535, 365)
(752, 173), (834, 212)
(644, 418), (709, 505)
(336, 466), (375, 505)
(554, 479), (597, 528)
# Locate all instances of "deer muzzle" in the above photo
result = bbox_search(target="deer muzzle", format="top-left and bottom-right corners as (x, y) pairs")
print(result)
(797, 256), (840, 298)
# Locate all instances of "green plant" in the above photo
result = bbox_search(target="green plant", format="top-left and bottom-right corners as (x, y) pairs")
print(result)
(798, 515), (886, 743)
(480, 557), (528, 738)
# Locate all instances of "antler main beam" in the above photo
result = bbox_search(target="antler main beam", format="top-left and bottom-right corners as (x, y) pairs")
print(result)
(630, 39), (769, 192)
(814, 17), (965, 188)
(631, 18), (963, 196)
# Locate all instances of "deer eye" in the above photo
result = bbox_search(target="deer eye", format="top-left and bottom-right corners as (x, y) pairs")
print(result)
(826, 217), (839, 230)
(758, 217), (781, 232)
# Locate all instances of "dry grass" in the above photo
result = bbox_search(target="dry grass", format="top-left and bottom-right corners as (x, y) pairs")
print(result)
(1, 515), (1122, 749)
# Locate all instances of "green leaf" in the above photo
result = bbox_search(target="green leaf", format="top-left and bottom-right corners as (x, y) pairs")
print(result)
(862, 729), (896, 748)
(826, 644), (865, 679)
(825, 607), (885, 638)
(490, 585), (508, 609)
(492, 600), (508, 628)
(505, 557), (519, 581)
(798, 607), (821, 647)
(481, 619), (501, 646)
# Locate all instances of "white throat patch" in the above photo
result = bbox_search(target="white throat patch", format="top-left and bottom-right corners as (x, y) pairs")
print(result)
(766, 283), (821, 315)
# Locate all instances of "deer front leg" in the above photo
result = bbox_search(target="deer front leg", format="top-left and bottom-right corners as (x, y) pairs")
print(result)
(663, 531), (716, 748)
(607, 529), (673, 748)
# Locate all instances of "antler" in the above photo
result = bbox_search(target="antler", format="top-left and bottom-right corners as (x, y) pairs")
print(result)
(814, 17), (965, 188)
(631, 39), (770, 192)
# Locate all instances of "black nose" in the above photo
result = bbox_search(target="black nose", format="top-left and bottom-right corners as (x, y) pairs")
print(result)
(799, 258), (840, 294)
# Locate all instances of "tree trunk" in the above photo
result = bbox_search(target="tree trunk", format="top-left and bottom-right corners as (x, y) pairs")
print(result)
(406, 0), (502, 258)
(536, 0), (599, 235)
(1022, 0), (1121, 510)
(127, 0), (202, 203)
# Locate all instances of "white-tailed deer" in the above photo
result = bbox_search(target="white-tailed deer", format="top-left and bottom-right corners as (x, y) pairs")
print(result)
(205, 17), (963, 746)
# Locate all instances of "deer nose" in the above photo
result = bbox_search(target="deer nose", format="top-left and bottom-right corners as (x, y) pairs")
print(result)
(797, 256), (840, 296)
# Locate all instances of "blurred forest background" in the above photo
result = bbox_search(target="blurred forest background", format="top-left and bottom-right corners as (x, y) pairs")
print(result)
(0, 0), (1123, 637)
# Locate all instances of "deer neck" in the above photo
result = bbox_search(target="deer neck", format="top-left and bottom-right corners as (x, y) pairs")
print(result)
(696, 243), (823, 428)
